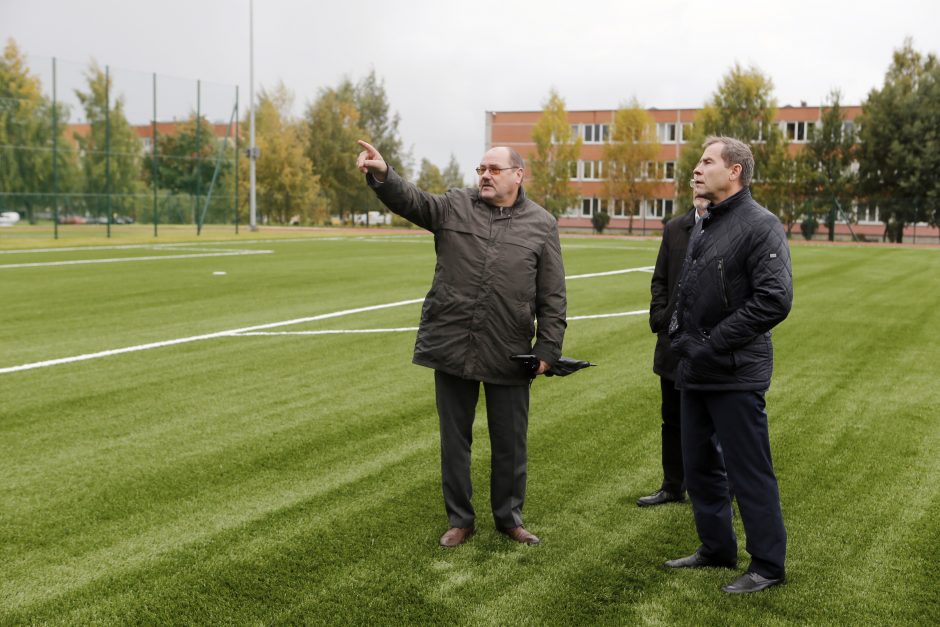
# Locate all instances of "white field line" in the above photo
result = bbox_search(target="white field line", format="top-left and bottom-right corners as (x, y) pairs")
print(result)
(0, 249), (273, 269)
(568, 310), (648, 320)
(0, 243), (270, 255)
(1, 265), (652, 375)
(236, 327), (420, 336)
(0, 236), (422, 256)
(566, 266), (653, 279)
(0, 298), (424, 375)
(232, 311), (648, 336)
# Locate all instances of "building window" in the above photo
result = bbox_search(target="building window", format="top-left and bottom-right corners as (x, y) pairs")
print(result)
(841, 121), (855, 139)
(569, 160), (578, 180)
(657, 123), (678, 143)
(583, 123), (610, 144)
(646, 198), (673, 219)
(611, 199), (638, 218)
(581, 197), (599, 216)
(855, 202), (879, 224)
(680, 123), (693, 143)
(663, 161), (676, 181)
(784, 121), (816, 143)
(581, 160), (603, 180)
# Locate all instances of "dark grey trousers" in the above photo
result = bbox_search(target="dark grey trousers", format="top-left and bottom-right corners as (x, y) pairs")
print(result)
(681, 388), (786, 579)
(659, 376), (685, 494)
(434, 370), (530, 529)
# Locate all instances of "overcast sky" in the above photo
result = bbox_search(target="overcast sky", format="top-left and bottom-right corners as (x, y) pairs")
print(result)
(3, 0), (939, 183)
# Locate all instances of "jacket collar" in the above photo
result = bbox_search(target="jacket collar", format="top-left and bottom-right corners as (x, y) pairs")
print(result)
(708, 186), (751, 217)
(472, 184), (528, 212)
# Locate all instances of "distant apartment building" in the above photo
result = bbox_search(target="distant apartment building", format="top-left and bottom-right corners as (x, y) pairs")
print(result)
(485, 105), (938, 242)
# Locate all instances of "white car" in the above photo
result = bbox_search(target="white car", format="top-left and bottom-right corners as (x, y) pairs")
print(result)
(0, 211), (21, 227)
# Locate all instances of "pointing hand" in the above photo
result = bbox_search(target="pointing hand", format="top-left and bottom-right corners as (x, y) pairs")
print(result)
(356, 139), (388, 182)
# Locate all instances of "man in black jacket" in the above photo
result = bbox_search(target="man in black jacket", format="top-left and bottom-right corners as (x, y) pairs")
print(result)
(639, 194), (709, 507)
(664, 137), (792, 594)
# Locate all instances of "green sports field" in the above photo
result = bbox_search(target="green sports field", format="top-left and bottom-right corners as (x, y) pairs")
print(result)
(1, 229), (939, 625)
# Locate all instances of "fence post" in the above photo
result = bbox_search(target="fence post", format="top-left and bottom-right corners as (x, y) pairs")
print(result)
(105, 65), (112, 238)
(53, 57), (59, 240)
(235, 85), (239, 235)
(152, 72), (158, 237)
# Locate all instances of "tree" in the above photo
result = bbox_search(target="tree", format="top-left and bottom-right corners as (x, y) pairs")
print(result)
(603, 98), (660, 234)
(528, 89), (582, 218)
(304, 79), (371, 222)
(74, 61), (143, 219)
(676, 64), (787, 214)
(442, 154), (465, 189)
(146, 114), (220, 198)
(355, 69), (407, 176)
(857, 38), (940, 242)
(0, 38), (78, 222)
(802, 89), (857, 241)
(591, 210), (610, 234)
(239, 82), (324, 225)
(416, 158), (446, 194)
(774, 151), (815, 238)
(354, 70), (409, 220)
(304, 70), (407, 223)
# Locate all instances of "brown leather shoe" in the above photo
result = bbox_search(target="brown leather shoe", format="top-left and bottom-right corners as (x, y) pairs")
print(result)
(499, 526), (540, 545)
(439, 527), (474, 548)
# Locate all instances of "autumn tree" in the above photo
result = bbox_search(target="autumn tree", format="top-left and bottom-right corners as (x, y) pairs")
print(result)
(0, 38), (78, 222)
(304, 79), (369, 222)
(239, 82), (324, 225)
(416, 158), (447, 194)
(857, 38), (940, 242)
(528, 89), (582, 218)
(74, 61), (143, 219)
(803, 89), (857, 241)
(442, 154), (465, 189)
(677, 64), (787, 213)
(603, 98), (660, 234)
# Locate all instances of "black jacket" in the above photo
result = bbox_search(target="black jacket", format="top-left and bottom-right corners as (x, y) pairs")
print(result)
(669, 187), (792, 391)
(650, 208), (696, 379)
(368, 168), (567, 385)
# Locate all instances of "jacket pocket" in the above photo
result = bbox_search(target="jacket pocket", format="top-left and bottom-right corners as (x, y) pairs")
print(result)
(515, 300), (536, 341)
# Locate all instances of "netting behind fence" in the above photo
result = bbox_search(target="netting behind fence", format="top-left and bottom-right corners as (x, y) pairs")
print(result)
(0, 52), (240, 237)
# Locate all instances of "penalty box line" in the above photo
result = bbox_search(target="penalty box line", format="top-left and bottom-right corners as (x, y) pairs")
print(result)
(0, 299), (424, 375)
(1, 266), (652, 375)
(237, 310), (650, 336)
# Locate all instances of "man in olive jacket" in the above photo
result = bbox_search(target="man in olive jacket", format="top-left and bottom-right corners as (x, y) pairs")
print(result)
(664, 137), (792, 594)
(356, 140), (567, 548)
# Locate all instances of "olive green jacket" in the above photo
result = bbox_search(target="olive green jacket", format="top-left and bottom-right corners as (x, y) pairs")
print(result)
(368, 168), (567, 385)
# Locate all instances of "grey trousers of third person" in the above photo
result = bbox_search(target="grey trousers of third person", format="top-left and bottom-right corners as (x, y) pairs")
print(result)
(434, 370), (530, 530)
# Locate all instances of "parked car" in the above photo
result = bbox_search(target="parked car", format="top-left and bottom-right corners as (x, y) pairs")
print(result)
(0, 211), (21, 226)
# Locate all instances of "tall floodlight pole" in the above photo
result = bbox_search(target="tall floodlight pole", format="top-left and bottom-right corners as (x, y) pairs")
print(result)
(248, 0), (258, 230)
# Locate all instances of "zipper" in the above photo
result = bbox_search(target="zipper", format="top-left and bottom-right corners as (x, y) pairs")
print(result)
(718, 258), (731, 310)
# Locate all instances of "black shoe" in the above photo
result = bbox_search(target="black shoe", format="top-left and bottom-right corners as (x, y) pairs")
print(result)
(722, 571), (785, 594)
(637, 489), (686, 507)
(664, 551), (737, 569)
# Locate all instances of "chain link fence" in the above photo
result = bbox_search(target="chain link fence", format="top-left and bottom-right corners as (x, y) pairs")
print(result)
(1, 53), (240, 238)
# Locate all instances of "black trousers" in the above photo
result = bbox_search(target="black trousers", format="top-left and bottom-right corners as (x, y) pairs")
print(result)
(434, 370), (530, 529)
(659, 376), (685, 494)
(680, 388), (786, 579)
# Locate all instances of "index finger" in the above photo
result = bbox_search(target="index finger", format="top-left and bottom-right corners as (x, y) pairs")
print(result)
(357, 139), (376, 153)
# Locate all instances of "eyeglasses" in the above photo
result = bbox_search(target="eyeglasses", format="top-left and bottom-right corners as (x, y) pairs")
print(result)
(475, 165), (519, 176)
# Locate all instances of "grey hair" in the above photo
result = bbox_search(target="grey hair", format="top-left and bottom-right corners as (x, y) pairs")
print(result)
(703, 136), (754, 186)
